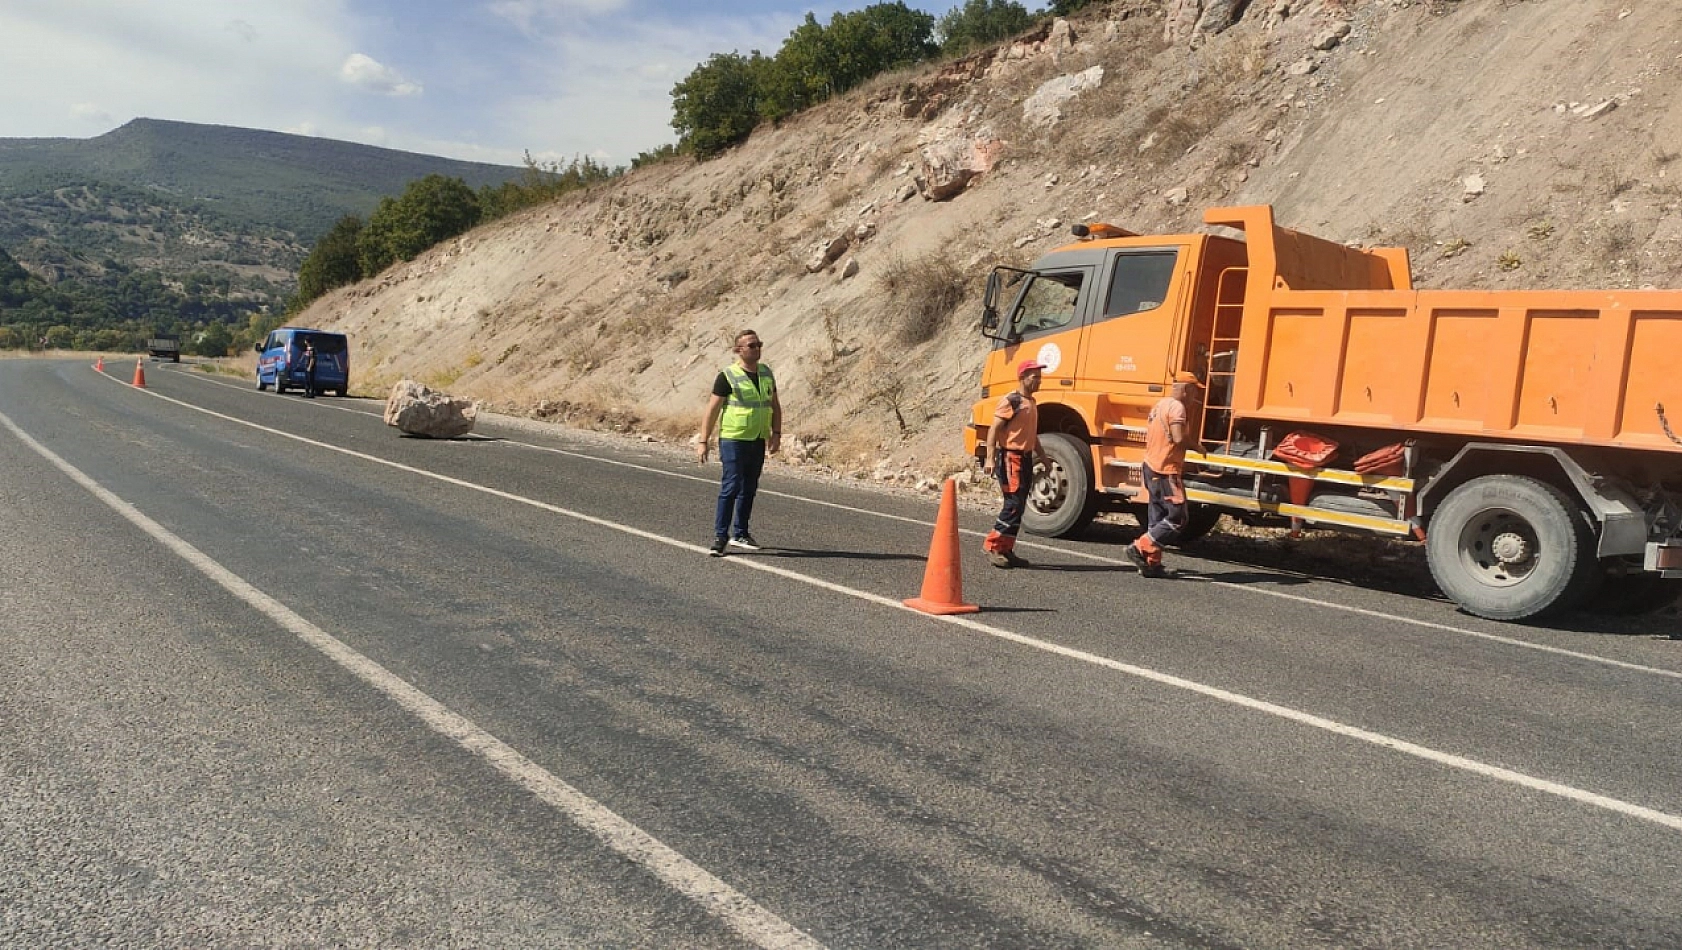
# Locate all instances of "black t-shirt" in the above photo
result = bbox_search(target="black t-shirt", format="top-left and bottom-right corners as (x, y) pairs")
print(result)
(712, 368), (761, 397)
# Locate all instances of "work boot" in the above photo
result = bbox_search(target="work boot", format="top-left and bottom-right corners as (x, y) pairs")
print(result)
(987, 549), (1012, 569)
(1124, 544), (1149, 573)
(1002, 549), (1030, 568)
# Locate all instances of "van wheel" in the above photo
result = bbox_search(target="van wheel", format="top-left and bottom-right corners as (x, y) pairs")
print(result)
(1024, 432), (1098, 538)
(1426, 475), (1597, 621)
(256, 378), (268, 391)
(274, 379), (287, 394)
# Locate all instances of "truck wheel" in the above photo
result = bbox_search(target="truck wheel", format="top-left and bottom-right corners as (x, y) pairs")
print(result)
(1426, 475), (1597, 621)
(1024, 432), (1098, 538)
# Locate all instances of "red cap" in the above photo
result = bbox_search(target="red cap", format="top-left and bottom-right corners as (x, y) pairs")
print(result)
(1017, 359), (1047, 377)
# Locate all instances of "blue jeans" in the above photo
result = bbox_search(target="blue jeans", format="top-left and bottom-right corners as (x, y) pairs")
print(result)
(714, 438), (766, 538)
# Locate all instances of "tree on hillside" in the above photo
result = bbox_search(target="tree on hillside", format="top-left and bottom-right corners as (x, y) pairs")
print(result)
(1046, 0), (1097, 14)
(191, 321), (233, 357)
(358, 175), (481, 276)
(477, 152), (620, 220)
(769, 4), (936, 112)
(824, 2), (938, 90)
(294, 214), (364, 306)
(0, 247), (38, 309)
(936, 0), (1034, 55)
(672, 52), (764, 158)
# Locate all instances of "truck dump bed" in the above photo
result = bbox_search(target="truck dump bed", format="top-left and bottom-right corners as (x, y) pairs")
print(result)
(1208, 206), (1682, 455)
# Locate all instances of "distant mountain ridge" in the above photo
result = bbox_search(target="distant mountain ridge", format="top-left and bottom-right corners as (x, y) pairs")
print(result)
(0, 118), (523, 244)
(0, 118), (524, 333)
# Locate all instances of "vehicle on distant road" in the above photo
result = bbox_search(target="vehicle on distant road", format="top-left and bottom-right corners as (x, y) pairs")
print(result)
(147, 336), (181, 362)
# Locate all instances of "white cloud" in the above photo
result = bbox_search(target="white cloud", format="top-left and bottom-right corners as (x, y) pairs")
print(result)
(339, 53), (423, 97)
(486, 12), (800, 164)
(70, 102), (113, 126)
(488, 0), (631, 37)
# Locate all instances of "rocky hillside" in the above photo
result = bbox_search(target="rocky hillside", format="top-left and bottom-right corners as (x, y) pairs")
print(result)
(300, 0), (1682, 483)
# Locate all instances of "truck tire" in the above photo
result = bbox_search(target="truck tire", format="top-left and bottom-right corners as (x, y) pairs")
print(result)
(1426, 475), (1597, 621)
(1024, 432), (1098, 538)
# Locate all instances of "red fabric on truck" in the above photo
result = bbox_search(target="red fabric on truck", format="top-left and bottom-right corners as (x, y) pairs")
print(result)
(1272, 431), (1339, 468)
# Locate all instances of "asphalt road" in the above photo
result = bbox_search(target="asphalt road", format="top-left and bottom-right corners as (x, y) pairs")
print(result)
(3, 357), (1680, 949)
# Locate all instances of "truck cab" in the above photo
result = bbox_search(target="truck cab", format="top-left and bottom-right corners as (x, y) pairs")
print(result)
(968, 225), (1247, 535)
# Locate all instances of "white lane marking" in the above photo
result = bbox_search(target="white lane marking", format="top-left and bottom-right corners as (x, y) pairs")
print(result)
(93, 373), (1682, 833)
(0, 408), (824, 950)
(172, 365), (1682, 683)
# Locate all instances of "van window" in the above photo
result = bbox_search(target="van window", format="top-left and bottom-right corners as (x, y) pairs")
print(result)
(1103, 251), (1178, 318)
(301, 333), (348, 355)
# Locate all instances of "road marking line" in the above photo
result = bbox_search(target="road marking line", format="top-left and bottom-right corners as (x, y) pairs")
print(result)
(0, 408), (824, 950)
(87, 376), (1682, 832)
(172, 366), (1682, 683)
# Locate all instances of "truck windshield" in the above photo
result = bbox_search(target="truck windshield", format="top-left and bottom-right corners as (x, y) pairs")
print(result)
(1013, 272), (1084, 337)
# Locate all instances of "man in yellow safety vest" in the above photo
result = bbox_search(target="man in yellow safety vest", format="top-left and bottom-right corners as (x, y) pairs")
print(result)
(696, 329), (783, 556)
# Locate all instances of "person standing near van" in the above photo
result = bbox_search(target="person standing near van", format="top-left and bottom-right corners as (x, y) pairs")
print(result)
(981, 359), (1044, 568)
(696, 330), (782, 556)
(1126, 371), (1203, 577)
(301, 341), (318, 397)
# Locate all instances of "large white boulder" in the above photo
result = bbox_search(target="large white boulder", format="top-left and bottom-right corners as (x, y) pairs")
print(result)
(384, 379), (477, 438)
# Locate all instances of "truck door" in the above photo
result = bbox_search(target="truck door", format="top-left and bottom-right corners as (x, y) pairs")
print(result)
(1003, 263), (1098, 389)
(1076, 247), (1187, 424)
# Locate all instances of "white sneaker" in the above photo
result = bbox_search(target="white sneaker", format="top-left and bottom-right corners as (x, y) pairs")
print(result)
(729, 533), (761, 551)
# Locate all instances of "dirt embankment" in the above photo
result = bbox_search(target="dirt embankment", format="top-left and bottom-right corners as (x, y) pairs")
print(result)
(293, 0), (1682, 616)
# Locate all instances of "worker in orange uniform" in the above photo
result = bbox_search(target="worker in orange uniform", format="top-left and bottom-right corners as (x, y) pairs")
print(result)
(1126, 371), (1203, 577)
(981, 359), (1044, 568)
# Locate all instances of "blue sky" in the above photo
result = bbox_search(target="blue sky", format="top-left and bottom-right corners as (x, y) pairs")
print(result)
(0, 0), (958, 168)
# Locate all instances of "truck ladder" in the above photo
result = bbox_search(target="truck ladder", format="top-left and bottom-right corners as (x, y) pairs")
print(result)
(1198, 266), (1246, 454)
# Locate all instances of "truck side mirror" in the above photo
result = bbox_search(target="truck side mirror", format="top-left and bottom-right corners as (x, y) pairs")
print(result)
(981, 271), (1004, 340)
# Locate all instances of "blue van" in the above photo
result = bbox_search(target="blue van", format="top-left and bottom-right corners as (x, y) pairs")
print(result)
(256, 327), (350, 397)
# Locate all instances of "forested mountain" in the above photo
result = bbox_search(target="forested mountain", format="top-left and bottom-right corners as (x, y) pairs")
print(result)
(0, 119), (521, 351)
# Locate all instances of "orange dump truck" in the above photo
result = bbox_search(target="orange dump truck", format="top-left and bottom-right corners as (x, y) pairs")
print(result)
(966, 205), (1682, 620)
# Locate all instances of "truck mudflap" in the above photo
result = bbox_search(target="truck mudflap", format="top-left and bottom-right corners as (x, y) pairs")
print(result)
(1646, 541), (1682, 578)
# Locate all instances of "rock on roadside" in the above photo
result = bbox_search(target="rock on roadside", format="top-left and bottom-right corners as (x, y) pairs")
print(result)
(384, 379), (477, 438)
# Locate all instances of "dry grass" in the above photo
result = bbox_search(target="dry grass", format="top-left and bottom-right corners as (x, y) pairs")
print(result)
(877, 252), (968, 345)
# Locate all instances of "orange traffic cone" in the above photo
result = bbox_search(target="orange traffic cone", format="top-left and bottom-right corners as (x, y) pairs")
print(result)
(904, 478), (980, 615)
(94, 356), (104, 372)
(131, 359), (146, 388)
